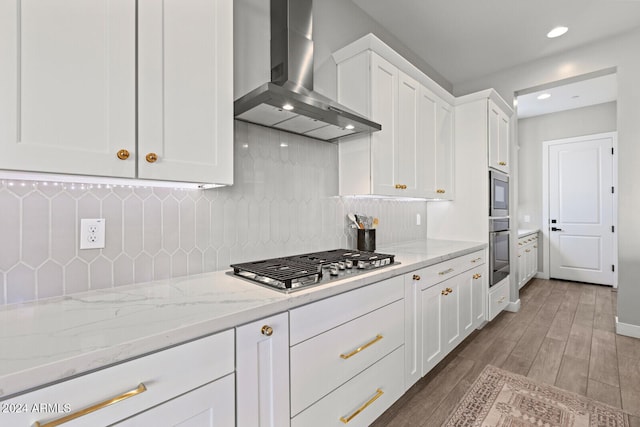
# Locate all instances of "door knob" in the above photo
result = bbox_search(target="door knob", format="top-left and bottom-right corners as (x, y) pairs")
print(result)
(551, 227), (563, 231)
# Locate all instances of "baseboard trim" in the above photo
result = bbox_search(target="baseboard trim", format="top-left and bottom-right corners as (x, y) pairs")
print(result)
(505, 299), (521, 313)
(616, 316), (640, 339)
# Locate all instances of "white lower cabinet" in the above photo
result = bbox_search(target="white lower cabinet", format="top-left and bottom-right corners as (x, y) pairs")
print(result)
(488, 278), (510, 320)
(405, 250), (487, 381)
(291, 347), (404, 427)
(517, 233), (538, 289)
(236, 312), (290, 427)
(0, 330), (234, 426)
(289, 276), (404, 425)
(115, 375), (234, 426)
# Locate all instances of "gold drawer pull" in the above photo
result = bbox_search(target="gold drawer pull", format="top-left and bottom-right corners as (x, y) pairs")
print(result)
(525, 249), (531, 253)
(446, 287), (453, 293)
(340, 335), (383, 359)
(395, 184), (407, 189)
(34, 383), (147, 427)
(436, 189), (446, 194)
(498, 161), (507, 166)
(441, 289), (449, 295)
(473, 273), (482, 279)
(471, 257), (482, 263)
(413, 274), (421, 281)
(439, 268), (454, 276)
(340, 388), (384, 424)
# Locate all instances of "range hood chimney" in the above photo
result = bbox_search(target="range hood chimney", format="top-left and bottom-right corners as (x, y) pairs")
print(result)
(234, 0), (381, 141)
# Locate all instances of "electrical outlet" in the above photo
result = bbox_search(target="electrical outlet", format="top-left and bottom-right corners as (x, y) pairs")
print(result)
(80, 218), (106, 249)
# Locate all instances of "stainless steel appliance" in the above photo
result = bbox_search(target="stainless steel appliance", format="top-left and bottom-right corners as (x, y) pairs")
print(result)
(234, 0), (381, 141)
(230, 249), (395, 292)
(489, 170), (509, 217)
(489, 218), (510, 287)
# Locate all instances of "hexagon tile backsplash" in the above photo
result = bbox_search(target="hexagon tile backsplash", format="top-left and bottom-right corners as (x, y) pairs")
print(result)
(0, 122), (427, 305)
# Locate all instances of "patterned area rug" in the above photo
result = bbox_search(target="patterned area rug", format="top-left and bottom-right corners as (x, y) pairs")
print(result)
(444, 365), (629, 426)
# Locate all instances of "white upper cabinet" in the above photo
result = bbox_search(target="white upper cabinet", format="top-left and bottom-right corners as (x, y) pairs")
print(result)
(488, 98), (510, 174)
(334, 34), (455, 199)
(0, 0), (136, 178)
(0, 0), (233, 186)
(138, 0), (233, 184)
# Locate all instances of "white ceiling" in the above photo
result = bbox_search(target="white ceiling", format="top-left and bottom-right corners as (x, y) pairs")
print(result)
(516, 73), (617, 119)
(351, 0), (640, 87)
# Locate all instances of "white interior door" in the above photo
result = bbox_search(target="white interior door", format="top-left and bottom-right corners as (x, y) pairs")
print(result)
(548, 133), (615, 285)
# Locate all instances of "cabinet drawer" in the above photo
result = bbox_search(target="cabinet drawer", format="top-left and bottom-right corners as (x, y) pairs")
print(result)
(290, 299), (403, 416)
(290, 276), (403, 345)
(488, 280), (510, 320)
(291, 346), (404, 427)
(412, 250), (485, 289)
(1, 330), (234, 426)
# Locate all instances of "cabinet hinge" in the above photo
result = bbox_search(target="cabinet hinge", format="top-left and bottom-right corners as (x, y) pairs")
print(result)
(612, 265), (615, 272)
(612, 225), (615, 232)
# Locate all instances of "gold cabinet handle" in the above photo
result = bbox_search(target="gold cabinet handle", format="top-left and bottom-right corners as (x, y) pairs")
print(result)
(261, 325), (273, 336)
(33, 383), (147, 427)
(441, 289), (450, 296)
(446, 287), (453, 293)
(473, 273), (482, 279)
(498, 296), (506, 304)
(413, 274), (421, 281)
(498, 161), (507, 166)
(439, 268), (454, 276)
(340, 388), (384, 424)
(146, 152), (158, 163)
(471, 257), (482, 263)
(395, 184), (407, 190)
(436, 189), (446, 194)
(525, 249), (531, 253)
(340, 335), (383, 359)
(116, 149), (130, 160)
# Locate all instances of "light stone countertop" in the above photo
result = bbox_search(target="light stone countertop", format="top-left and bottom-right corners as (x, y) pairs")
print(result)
(518, 229), (540, 238)
(0, 238), (485, 399)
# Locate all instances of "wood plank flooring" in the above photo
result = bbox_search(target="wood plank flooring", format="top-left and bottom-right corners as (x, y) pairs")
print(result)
(372, 278), (640, 426)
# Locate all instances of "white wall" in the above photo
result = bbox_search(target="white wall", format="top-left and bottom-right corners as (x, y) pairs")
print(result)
(455, 28), (640, 331)
(233, 0), (453, 100)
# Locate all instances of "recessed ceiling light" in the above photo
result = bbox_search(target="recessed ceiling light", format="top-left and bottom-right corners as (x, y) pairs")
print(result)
(345, 124), (355, 130)
(547, 26), (568, 38)
(282, 103), (294, 111)
(537, 93), (552, 100)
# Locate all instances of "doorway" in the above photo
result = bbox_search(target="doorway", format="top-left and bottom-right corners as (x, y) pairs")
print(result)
(543, 132), (618, 286)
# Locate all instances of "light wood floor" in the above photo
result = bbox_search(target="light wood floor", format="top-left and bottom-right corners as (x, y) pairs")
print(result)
(373, 278), (640, 426)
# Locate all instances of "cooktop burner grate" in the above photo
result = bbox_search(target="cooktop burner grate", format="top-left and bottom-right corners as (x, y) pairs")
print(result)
(230, 249), (396, 291)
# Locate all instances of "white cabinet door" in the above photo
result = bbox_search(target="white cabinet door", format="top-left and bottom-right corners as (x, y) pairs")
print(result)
(441, 277), (461, 351)
(0, 0), (136, 177)
(396, 71), (421, 197)
(421, 283), (443, 375)
(138, 0), (233, 184)
(115, 375), (235, 427)
(370, 54), (398, 196)
(404, 272), (423, 389)
(488, 99), (510, 173)
(236, 312), (289, 427)
(470, 266), (486, 328)
(435, 98), (454, 198)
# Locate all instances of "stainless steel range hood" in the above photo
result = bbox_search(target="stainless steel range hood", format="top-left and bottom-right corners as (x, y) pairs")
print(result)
(234, 0), (381, 142)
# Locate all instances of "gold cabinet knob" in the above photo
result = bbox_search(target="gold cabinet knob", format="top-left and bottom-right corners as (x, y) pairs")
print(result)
(413, 274), (421, 281)
(146, 153), (158, 163)
(261, 325), (273, 336)
(498, 161), (507, 166)
(473, 273), (482, 279)
(436, 189), (446, 194)
(395, 184), (402, 189)
(116, 149), (130, 160)
(446, 287), (453, 293)
(441, 289), (449, 296)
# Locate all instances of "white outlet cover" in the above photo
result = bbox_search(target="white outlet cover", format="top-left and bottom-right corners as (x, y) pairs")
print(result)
(80, 218), (106, 249)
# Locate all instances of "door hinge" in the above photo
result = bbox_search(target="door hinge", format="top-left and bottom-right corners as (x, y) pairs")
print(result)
(612, 265), (615, 272)
(611, 147), (614, 155)
(612, 225), (615, 232)
(611, 186), (615, 194)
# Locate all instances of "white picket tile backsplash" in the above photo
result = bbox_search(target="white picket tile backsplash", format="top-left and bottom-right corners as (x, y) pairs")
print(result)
(0, 122), (427, 305)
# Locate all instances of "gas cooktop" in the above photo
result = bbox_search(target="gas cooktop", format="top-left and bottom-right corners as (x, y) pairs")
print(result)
(230, 249), (396, 292)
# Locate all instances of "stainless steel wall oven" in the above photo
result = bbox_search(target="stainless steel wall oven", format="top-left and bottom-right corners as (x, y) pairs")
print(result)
(489, 218), (510, 287)
(489, 170), (509, 217)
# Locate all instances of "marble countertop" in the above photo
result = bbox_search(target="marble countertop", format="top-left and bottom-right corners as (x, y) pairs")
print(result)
(0, 238), (485, 399)
(518, 228), (540, 237)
